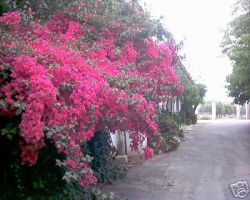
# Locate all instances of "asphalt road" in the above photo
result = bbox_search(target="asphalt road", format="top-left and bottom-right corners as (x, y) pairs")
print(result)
(103, 120), (250, 200)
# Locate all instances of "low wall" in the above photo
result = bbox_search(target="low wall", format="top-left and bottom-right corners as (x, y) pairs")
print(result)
(110, 131), (147, 156)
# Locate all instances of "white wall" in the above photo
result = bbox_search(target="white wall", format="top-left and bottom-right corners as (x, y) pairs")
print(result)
(110, 131), (147, 156)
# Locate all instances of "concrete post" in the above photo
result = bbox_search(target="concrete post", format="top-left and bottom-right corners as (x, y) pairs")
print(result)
(236, 105), (241, 119)
(174, 101), (177, 113)
(195, 104), (200, 115)
(212, 102), (216, 120)
(246, 103), (250, 120)
(159, 101), (163, 110)
(178, 100), (181, 112)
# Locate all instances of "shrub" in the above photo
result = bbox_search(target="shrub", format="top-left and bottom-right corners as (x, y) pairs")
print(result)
(0, 0), (184, 194)
(0, 123), (126, 200)
(0, 131), (72, 200)
(144, 146), (154, 160)
(185, 118), (192, 125)
(148, 112), (183, 153)
(191, 114), (197, 124)
(83, 130), (127, 184)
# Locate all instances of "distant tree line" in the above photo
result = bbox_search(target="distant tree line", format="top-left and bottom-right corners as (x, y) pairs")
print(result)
(199, 101), (236, 118)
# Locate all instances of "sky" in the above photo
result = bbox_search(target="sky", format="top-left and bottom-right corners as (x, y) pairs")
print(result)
(142, 0), (236, 102)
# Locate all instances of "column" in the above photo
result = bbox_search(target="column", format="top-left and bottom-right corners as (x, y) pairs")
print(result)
(246, 103), (250, 120)
(212, 102), (216, 120)
(236, 105), (241, 119)
(174, 100), (177, 113)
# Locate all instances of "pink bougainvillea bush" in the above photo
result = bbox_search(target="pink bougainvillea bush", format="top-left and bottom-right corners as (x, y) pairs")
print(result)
(144, 146), (154, 160)
(0, 0), (183, 189)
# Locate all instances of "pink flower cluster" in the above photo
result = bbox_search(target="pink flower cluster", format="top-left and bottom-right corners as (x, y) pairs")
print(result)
(0, 11), (21, 30)
(0, 7), (184, 188)
(144, 147), (154, 160)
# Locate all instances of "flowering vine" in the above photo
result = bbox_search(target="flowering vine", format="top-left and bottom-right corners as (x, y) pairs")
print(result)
(0, 0), (184, 189)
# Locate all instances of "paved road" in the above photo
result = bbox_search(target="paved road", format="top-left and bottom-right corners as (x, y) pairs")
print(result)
(103, 120), (250, 200)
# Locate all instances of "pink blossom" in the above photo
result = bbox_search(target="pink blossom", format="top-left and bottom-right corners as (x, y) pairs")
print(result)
(144, 147), (154, 160)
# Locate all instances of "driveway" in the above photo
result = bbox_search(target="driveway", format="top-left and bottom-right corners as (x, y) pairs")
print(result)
(103, 120), (250, 200)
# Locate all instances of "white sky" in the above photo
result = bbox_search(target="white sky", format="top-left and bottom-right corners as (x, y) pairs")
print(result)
(142, 0), (236, 102)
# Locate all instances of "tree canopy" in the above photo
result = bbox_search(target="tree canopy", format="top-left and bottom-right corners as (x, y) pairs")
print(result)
(175, 63), (207, 124)
(183, 83), (207, 114)
(222, 0), (250, 105)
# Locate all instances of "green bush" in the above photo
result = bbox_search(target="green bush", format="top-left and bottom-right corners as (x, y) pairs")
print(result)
(191, 114), (197, 124)
(185, 113), (197, 125)
(83, 130), (127, 184)
(0, 135), (72, 200)
(148, 111), (183, 153)
(0, 117), (126, 200)
(185, 117), (191, 125)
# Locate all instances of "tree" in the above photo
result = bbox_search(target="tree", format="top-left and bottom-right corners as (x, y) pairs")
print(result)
(182, 84), (207, 124)
(222, 0), (250, 105)
(175, 63), (207, 124)
(223, 104), (236, 116)
(199, 102), (212, 114)
(216, 102), (224, 117)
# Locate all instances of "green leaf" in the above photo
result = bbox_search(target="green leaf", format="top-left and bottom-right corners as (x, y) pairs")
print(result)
(0, 99), (7, 110)
(15, 108), (22, 115)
